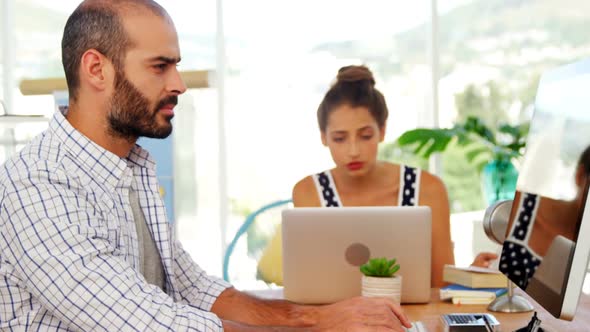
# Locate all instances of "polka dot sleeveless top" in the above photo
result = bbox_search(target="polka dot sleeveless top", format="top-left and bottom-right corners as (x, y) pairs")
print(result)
(312, 165), (421, 207)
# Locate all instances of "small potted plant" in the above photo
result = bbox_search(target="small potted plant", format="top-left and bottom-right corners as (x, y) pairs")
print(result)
(360, 257), (402, 303)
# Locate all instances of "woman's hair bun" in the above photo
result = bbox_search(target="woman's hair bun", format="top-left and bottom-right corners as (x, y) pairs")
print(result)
(336, 65), (375, 86)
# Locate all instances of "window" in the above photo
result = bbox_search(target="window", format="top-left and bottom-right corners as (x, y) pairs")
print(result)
(222, 0), (431, 286)
(437, 0), (590, 213)
(5, 1), (589, 279)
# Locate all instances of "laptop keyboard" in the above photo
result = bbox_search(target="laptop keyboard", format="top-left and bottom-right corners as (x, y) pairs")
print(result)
(404, 321), (427, 332)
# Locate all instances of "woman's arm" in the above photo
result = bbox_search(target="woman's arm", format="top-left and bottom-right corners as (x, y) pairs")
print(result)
(420, 172), (455, 287)
(292, 176), (321, 207)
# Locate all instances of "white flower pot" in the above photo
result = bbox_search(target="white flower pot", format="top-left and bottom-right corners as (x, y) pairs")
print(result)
(361, 275), (402, 303)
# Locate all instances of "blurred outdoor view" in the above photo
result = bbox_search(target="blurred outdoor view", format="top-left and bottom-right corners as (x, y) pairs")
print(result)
(1, 0), (590, 287)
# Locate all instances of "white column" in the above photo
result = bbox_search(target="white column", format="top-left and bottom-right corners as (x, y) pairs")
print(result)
(429, 0), (442, 175)
(1, 0), (15, 114)
(216, 0), (229, 267)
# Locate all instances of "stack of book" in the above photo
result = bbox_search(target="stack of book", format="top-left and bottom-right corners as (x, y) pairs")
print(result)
(440, 283), (507, 305)
(441, 264), (509, 305)
(442, 264), (507, 288)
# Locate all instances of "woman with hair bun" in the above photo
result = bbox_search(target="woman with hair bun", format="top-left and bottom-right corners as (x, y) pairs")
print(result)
(259, 65), (455, 287)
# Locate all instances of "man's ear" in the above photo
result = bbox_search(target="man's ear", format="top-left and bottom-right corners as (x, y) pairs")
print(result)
(79, 49), (114, 92)
(575, 164), (586, 189)
(321, 131), (328, 146)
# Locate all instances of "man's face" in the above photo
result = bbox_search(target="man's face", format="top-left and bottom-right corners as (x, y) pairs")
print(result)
(107, 68), (176, 139)
(107, 11), (186, 140)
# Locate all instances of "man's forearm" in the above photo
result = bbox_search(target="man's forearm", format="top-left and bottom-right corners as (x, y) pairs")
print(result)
(212, 287), (412, 332)
(212, 288), (318, 327)
(222, 319), (315, 332)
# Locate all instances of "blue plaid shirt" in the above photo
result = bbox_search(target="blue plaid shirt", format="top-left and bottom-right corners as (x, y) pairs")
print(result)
(0, 111), (230, 331)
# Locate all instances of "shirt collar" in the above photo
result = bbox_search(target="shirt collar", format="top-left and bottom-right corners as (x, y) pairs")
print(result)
(127, 145), (157, 170)
(48, 110), (157, 189)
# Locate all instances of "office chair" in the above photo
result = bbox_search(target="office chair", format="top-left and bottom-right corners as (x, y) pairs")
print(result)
(222, 199), (292, 285)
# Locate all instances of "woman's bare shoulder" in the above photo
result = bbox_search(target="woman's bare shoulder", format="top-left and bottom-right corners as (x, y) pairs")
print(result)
(419, 168), (446, 190)
(292, 175), (320, 207)
(383, 162), (444, 189)
(418, 169), (450, 207)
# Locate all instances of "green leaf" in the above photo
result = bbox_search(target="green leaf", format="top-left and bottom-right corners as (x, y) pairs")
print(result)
(389, 264), (400, 276)
(387, 258), (397, 268)
(360, 265), (371, 276)
(463, 116), (496, 144)
(396, 129), (455, 158)
(465, 146), (492, 163)
(413, 140), (432, 157)
(474, 159), (490, 172)
(361, 257), (400, 277)
(498, 123), (529, 140)
(422, 138), (452, 158)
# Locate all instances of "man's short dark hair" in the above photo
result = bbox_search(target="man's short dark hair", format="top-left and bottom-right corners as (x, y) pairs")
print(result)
(61, 0), (167, 101)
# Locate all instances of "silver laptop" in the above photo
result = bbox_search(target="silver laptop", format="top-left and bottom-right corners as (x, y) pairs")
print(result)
(282, 206), (432, 304)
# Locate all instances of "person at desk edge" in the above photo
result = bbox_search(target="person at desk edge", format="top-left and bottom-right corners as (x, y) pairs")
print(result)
(0, 1), (411, 331)
(293, 65), (455, 288)
(258, 66), (498, 284)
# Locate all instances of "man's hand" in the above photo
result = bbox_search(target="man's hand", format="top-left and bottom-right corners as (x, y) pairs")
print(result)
(213, 288), (411, 331)
(314, 296), (412, 331)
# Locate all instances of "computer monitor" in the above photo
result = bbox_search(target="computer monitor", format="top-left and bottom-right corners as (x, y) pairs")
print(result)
(499, 58), (590, 320)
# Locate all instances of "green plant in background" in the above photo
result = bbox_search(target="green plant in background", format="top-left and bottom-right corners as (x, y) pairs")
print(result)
(360, 258), (400, 278)
(396, 116), (529, 204)
(442, 146), (484, 211)
(395, 116), (529, 171)
(378, 142), (429, 170)
(379, 79), (537, 210)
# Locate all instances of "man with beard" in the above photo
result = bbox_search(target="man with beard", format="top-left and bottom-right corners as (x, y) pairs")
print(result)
(0, 1), (411, 331)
